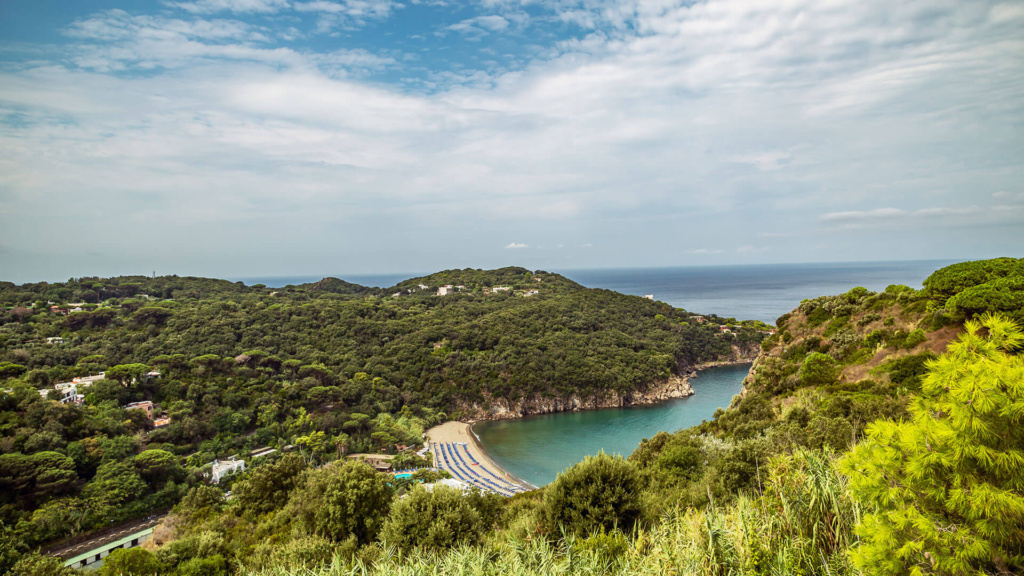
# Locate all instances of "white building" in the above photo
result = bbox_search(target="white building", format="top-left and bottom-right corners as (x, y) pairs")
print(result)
(73, 373), (106, 386)
(210, 458), (246, 483)
(644, 294), (654, 300)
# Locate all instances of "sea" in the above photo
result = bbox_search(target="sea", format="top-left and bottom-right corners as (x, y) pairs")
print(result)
(235, 259), (956, 324)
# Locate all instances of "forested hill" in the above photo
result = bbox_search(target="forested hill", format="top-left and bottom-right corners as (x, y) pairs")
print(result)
(0, 267), (767, 550)
(628, 258), (1024, 507)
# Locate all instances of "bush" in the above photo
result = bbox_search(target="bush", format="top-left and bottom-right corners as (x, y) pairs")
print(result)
(543, 453), (643, 537)
(382, 486), (483, 552)
(233, 453), (307, 516)
(97, 548), (164, 576)
(902, 329), (926, 349)
(9, 552), (75, 576)
(285, 460), (392, 544)
(799, 353), (839, 388)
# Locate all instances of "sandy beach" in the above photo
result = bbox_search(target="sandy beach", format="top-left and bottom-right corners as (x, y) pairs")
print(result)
(425, 421), (535, 493)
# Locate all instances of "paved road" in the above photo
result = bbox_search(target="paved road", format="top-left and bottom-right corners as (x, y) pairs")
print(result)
(48, 513), (168, 560)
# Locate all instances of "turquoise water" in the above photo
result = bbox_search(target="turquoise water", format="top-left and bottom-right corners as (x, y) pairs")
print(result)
(473, 364), (751, 487)
(393, 473), (413, 479)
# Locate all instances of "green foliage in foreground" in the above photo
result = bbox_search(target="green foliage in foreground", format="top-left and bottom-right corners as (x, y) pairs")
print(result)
(382, 486), (484, 552)
(237, 449), (857, 576)
(542, 452), (642, 538)
(841, 314), (1024, 575)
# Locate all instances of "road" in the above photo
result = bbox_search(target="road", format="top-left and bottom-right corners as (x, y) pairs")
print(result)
(47, 513), (168, 560)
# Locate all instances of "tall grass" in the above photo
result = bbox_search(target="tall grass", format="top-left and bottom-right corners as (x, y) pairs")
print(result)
(241, 450), (858, 576)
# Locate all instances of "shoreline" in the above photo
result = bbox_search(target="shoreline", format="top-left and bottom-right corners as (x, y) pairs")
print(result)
(424, 421), (536, 493)
(431, 361), (754, 489)
(456, 359), (754, 422)
(466, 421), (538, 490)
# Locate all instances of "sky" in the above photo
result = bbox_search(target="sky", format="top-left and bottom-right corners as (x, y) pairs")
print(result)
(0, 0), (1022, 283)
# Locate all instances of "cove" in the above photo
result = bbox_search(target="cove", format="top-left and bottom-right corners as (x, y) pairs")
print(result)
(473, 364), (751, 487)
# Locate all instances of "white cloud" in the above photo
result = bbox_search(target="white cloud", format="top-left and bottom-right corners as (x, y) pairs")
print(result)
(444, 15), (513, 39)
(294, 0), (398, 32)
(819, 208), (907, 222)
(2, 0), (1023, 279)
(506, 242), (529, 249)
(169, 0), (292, 14)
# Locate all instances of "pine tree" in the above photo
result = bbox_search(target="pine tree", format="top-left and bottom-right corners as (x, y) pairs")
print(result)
(840, 313), (1024, 575)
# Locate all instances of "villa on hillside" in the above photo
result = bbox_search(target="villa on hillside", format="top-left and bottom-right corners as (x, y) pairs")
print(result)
(437, 285), (466, 296)
(209, 458), (245, 483)
(125, 401), (155, 418)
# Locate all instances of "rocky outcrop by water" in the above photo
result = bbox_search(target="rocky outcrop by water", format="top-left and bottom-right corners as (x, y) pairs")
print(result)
(459, 376), (695, 421)
(460, 344), (757, 421)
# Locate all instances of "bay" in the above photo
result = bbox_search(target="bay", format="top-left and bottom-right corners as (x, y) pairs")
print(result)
(473, 364), (752, 487)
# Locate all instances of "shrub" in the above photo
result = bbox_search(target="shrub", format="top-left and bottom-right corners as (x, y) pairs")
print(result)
(97, 548), (164, 576)
(382, 486), (483, 552)
(285, 460), (392, 544)
(902, 329), (926, 349)
(799, 353), (839, 388)
(233, 453), (308, 516)
(543, 452), (643, 537)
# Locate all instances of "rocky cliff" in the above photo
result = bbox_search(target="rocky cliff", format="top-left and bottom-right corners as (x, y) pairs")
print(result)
(460, 344), (759, 421)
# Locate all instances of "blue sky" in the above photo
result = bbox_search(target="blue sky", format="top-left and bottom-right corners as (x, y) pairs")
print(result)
(1, 0), (1022, 283)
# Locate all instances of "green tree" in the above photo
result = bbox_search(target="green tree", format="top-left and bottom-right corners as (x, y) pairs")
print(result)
(233, 453), (307, 516)
(97, 548), (164, 576)
(543, 452), (643, 537)
(840, 313), (1024, 575)
(799, 352), (839, 387)
(382, 486), (483, 552)
(82, 460), (147, 509)
(104, 363), (151, 386)
(133, 449), (182, 485)
(0, 521), (28, 574)
(9, 552), (75, 576)
(285, 460), (392, 544)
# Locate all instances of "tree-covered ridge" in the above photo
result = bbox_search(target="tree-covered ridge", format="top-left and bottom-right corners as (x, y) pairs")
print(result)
(303, 277), (381, 296)
(24, 311), (1017, 576)
(0, 267), (764, 554)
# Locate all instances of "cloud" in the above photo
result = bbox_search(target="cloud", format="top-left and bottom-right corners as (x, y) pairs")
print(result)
(505, 242), (529, 249)
(818, 206), (984, 224)
(294, 0), (398, 32)
(444, 15), (512, 40)
(169, 0), (292, 14)
(818, 208), (907, 223)
(1, 0), (1022, 280)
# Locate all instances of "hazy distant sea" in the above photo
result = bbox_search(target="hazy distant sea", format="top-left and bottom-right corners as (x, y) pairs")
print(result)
(233, 259), (956, 324)
(561, 260), (956, 323)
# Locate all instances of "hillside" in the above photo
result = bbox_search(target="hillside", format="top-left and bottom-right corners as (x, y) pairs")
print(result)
(2, 259), (1020, 575)
(0, 267), (765, 555)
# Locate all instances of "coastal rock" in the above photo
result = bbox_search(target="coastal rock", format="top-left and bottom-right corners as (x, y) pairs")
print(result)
(457, 344), (758, 421)
(459, 375), (696, 421)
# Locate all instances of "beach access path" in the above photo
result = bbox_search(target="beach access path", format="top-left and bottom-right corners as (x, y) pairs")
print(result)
(426, 421), (535, 493)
